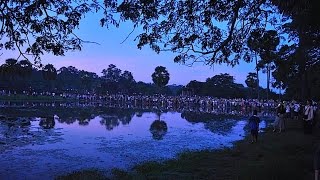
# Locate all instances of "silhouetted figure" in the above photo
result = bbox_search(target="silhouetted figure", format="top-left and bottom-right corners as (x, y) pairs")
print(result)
(303, 99), (314, 134)
(248, 110), (260, 143)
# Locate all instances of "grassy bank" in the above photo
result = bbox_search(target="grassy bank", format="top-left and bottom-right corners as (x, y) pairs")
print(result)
(57, 118), (319, 180)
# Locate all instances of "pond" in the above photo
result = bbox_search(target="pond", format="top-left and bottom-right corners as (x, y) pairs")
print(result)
(0, 103), (273, 179)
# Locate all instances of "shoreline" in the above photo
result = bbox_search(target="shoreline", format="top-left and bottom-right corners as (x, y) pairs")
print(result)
(57, 118), (319, 180)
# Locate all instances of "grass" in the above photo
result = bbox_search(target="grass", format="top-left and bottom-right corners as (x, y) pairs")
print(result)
(57, 118), (319, 180)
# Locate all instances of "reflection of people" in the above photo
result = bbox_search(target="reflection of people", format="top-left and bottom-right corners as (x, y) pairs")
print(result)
(248, 110), (260, 143)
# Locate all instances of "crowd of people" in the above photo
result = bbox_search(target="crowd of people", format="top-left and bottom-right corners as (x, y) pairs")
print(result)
(247, 99), (319, 180)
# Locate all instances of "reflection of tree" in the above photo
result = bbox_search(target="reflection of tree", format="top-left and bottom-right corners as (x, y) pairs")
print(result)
(181, 112), (241, 123)
(78, 110), (95, 126)
(99, 108), (135, 131)
(204, 119), (237, 135)
(56, 107), (97, 125)
(181, 112), (239, 135)
(135, 111), (143, 117)
(150, 120), (168, 140)
(149, 112), (168, 140)
(39, 116), (55, 129)
(99, 115), (120, 131)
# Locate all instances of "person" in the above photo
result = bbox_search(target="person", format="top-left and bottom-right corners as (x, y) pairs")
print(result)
(303, 99), (314, 134)
(273, 101), (286, 133)
(293, 101), (300, 120)
(248, 110), (261, 143)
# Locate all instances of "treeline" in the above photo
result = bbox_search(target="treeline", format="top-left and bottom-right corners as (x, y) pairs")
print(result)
(0, 59), (178, 95)
(0, 58), (278, 99)
(183, 73), (278, 99)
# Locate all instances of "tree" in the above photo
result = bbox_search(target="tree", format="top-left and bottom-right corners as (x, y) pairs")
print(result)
(42, 64), (57, 91)
(0, 58), (33, 91)
(0, 0), (105, 63)
(42, 64), (57, 81)
(0, 58), (19, 79)
(247, 29), (280, 100)
(18, 60), (33, 78)
(1, 1), (318, 66)
(204, 73), (245, 98)
(119, 70), (136, 94)
(271, 0), (320, 99)
(101, 64), (122, 82)
(185, 80), (204, 96)
(113, 0), (281, 66)
(151, 66), (170, 92)
(245, 72), (258, 98)
(101, 64), (122, 94)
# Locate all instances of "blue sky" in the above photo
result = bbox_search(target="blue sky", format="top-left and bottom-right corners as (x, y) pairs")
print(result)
(1, 12), (268, 88)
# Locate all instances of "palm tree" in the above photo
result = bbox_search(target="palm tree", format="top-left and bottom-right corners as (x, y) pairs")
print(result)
(151, 66), (170, 94)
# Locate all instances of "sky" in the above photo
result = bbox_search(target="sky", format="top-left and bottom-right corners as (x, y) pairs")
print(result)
(0, 12), (268, 88)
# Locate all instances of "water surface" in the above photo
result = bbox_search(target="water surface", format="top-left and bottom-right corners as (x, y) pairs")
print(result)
(0, 105), (270, 179)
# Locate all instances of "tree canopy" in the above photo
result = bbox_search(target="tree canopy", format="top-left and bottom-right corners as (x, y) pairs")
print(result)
(1, 0), (318, 64)
(152, 66), (170, 88)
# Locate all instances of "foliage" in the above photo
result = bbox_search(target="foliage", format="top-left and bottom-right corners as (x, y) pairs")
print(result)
(245, 72), (258, 90)
(151, 66), (170, 88)
(150, 120), (168, 140)
(0, 61), (177, 95)
(270, 0), (320, 99)
(113, 0), (279, 66)
(184, 73), (246, 98)
(0, 0), (105, 64)
(183, 73), (278, 99)
(42, 64), (57, 81)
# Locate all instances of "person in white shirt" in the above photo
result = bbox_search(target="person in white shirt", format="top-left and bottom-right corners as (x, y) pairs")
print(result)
(303, 99), (314, 134)
(293, 102), (300, 120)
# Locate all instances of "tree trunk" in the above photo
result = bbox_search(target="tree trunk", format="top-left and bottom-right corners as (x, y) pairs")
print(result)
(266, 64), (270, 101)
(297, 27), (308, 100)
(255, 52), (260, 100)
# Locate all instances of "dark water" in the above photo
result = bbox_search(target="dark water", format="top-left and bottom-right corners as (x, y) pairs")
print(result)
(0, 104), (272, 180)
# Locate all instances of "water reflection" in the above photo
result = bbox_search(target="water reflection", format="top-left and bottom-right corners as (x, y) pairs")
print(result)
(39, 117), (55, 129)
(0, 103), (276, 179)
(0, 102), (275, 134)
(99, 108), (135, 130)
(149, 111), (168, 140)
